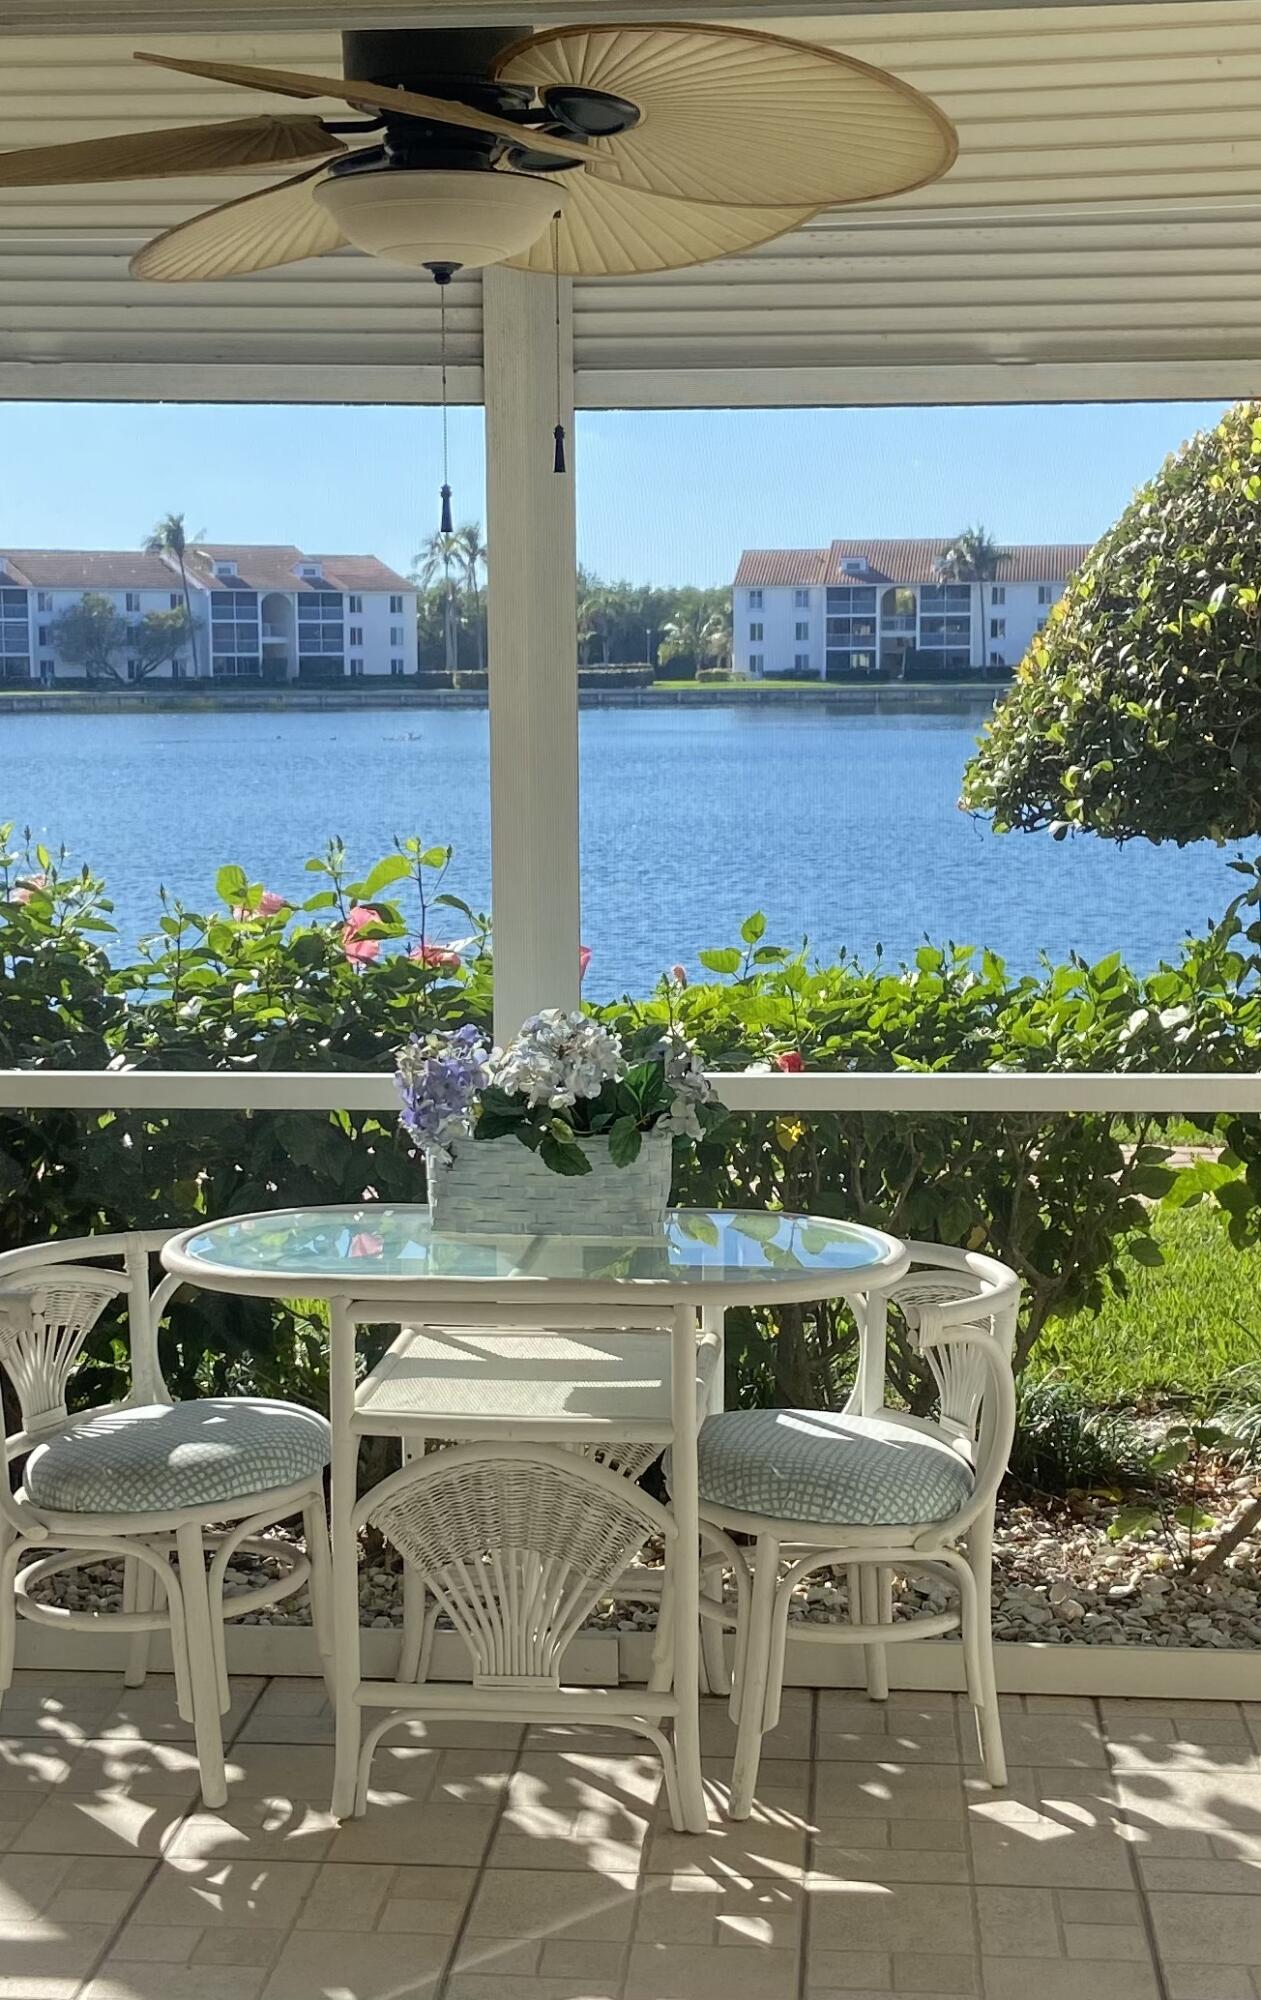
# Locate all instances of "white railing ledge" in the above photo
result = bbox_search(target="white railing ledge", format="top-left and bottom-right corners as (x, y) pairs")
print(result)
(0, 1068), (1257, 1115)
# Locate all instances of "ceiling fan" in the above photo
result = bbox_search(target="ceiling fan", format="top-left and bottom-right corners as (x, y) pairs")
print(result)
(0, 23), (957, 282)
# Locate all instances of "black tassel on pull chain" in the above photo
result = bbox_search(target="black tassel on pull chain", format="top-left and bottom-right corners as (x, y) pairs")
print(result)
(425, 259), (459, 534)
(551, 213), (567, 477)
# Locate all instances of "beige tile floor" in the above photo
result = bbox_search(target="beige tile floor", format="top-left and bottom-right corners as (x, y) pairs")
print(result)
(2, 1672), (1261, 1999)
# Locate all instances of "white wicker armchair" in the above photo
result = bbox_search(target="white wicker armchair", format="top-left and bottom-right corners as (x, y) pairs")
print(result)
(0, 1230), (334, 1806)
(693, 1243), (1020, 1818)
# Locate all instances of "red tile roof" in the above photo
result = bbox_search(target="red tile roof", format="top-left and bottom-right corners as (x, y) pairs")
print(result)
(186, 544), (413, 594)
(0, 550), (182, 589)
(309, 554), (414, 594)
(0, 544), (413, 596)
(736, 539), (1092, 588)
(733, 549), (830, 588)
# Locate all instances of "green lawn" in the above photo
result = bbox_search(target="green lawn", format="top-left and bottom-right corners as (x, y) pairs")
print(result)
(1034, 1201), (1261, 1402)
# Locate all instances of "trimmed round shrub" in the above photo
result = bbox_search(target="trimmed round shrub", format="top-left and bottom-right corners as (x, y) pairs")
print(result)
(964, 401), (1261, 845)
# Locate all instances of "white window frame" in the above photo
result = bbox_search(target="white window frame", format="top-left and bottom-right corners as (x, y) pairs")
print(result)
(748, 588), (763, 609)
(991, 585), (1005, 605)
(795, 621), (809, 641)
(749, 621), (763, 642)
(990, 617), (1006, 639)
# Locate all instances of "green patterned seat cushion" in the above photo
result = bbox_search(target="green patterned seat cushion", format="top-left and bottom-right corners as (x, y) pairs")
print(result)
(25, 1398), (331, 1515)
(694, 1408), (974, 1527)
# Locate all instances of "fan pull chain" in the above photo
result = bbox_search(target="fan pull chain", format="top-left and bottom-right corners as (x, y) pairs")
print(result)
(552, 212), (567, 477)
(436, 269), (453, 534)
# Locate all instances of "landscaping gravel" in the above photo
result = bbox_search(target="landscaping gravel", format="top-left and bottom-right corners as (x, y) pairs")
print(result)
(23, 1479), (1261, 1649)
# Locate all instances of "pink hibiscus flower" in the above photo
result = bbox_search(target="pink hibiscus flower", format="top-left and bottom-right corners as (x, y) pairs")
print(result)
(579, 945), (592, 981)
(410, 941), (461, 971)
(12, 872), (47, 906)
(775, 1050), (805, 1073)
(342, 904), (381, 964)
(233, 888), (288, 921)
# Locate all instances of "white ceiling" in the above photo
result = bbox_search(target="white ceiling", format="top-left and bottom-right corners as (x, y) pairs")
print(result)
(1, 1), (1260, 406)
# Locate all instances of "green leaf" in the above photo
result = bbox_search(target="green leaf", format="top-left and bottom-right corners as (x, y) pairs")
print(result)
(730, 1212), (781, 1242)
(1108, 1505), (1158, 1542)
(698, 947), (742, 976)
(355, 854), (411, 898)
(1130, 1164), (1176, 1199)
(1171, 1504), (1215, 1532)
(740, 912), (767, 945)
(215, 864), (249, 908)
(1149, 1440), (1190, 1473)
(1129, 1235), (1165, 1268)
(675, 1213), (719, 1246)
(608, 1116), (642, 1166)
(539, 1131), (592, 1176)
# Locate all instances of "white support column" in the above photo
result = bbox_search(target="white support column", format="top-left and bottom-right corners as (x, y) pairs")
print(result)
(482, 264), (580, 1044)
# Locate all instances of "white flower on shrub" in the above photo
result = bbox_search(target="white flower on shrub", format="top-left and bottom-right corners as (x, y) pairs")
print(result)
(658, 1026), (716, 1137)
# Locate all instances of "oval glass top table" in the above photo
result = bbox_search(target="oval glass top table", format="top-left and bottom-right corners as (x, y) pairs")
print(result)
(163, 1204), (907, 1300)
(162, 1206), (909, 1832)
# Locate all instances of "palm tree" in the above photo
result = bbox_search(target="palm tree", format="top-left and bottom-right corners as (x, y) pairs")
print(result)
(936, 524), (1010, 671)
(658, 606), (709, 675)
(413, 529), (464, 675)
(577, 572), (617, 665)
(455, 521), (488, 670)
(702, 610), (732, 670)
(143, 511), (200, 676)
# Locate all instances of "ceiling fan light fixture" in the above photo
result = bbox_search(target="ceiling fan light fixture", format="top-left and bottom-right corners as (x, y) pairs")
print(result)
(311, 165), (566, 272)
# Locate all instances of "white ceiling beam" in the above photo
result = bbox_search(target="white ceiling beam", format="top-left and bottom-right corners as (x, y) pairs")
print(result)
(0, 0), (1184, 31)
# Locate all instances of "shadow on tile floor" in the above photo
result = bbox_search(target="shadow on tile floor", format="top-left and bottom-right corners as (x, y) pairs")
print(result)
(3, 1672), (1261, 1999)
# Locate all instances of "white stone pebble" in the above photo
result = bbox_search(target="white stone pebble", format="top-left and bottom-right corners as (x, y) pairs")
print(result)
(20, 1488), (1261, 1650)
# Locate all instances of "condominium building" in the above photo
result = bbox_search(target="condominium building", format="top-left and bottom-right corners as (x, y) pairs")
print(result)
(733, 539), (1091, 681)
(0, 543), (416, 684)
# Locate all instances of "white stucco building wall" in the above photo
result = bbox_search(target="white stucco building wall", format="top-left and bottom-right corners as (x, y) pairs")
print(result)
(0, 544), (417, 684)
(733, 540), (1090, 681)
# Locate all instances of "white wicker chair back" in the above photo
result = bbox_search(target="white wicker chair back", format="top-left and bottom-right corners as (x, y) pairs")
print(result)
(365, 1441), (674, 1689)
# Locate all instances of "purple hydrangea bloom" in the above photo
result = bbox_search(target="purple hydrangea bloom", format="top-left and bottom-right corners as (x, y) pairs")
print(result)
(395, 1025), (490, 1160)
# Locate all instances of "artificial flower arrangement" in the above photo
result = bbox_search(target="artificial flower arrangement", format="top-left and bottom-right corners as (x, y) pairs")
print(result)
(395, 1009), (718, 1178)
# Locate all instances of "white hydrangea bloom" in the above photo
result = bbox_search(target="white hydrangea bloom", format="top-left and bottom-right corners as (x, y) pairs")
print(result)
(491, 1009), (624, 1108)
(657, 1026), (716, 1137)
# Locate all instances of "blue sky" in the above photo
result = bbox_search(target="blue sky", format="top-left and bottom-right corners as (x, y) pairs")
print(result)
(0, 397), (1229, 588)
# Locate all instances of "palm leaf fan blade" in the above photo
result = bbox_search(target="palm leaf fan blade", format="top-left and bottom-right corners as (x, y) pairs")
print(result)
(0, 116), (342, 188)
(506, 175), (816, 276)
(130, 166), (347, 282)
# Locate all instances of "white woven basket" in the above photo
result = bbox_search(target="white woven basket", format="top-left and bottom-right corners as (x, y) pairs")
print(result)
(425, 1129), (673, 1237)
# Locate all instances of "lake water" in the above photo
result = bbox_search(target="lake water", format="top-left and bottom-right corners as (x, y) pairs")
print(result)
(0, 701), (1249, 998)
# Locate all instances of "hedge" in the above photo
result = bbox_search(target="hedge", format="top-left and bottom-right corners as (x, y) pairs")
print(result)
(2, 825), (1259, 1414)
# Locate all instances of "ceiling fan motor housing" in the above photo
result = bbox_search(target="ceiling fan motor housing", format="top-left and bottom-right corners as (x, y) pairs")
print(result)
(341, 26), (533, 117)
